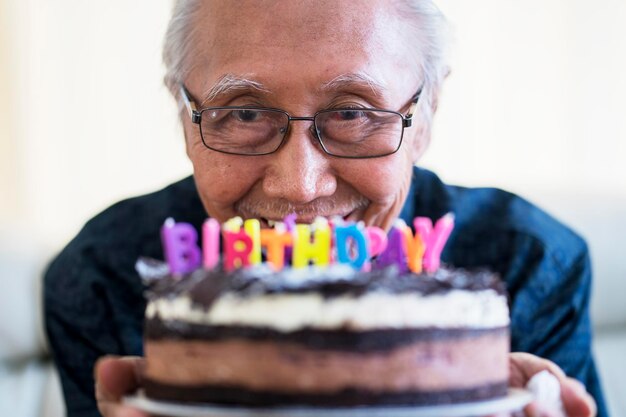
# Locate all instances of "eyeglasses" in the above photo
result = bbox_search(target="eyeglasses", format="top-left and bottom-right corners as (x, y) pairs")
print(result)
(180, 85), (422, 158)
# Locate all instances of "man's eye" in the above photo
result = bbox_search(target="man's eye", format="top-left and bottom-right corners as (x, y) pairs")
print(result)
(334, 110), (366, 121)
(232, 109), (260, 122)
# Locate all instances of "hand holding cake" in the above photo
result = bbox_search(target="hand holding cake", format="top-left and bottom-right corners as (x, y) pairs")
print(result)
(510, 353), (597, 417)
(95, 356), (147, 417)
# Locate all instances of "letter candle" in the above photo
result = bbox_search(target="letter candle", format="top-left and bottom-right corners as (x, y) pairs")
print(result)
(366, 226), (388, 258)
(283, 213), (297, 261)
(244, 219), (262, 265)
(362, 226), (387, 271)
(292, 218), (331, 268)
(162, 214), (454, 275)
(223, 229), (253, 271)
(375, 221), (408, 273)
(161, 218), (202, 276)
(202, 218), (220, 269)
(260, 223), (293, 271)
(335, 223), (369, 269)
(402, 225), (426, 274)
(414, 213), (455, 273)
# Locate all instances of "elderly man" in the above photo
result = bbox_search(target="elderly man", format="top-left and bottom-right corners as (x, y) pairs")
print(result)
(44, 1), (604, 416)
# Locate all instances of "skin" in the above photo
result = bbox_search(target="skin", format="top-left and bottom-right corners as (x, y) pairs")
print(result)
(94, 1), (597, 416)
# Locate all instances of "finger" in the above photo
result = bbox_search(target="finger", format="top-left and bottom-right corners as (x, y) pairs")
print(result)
(509, 352), (566, 387)
(95, 356), (144, 401)
(95, 356), (148, 417)
(510, 352), (566, 380)
(524, 401), (562, 417)
(97, 395), (150, 417)
(112, 407), (149, 417)
(561, 378), (596, 417)
(510, 354), (597, 417)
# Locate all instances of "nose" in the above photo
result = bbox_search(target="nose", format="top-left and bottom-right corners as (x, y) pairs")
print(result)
(262, 121), (337, 205)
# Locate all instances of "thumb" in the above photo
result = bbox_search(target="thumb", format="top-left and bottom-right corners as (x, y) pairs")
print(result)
(561, 378), (596, 417)
(95, 355), (144, 402)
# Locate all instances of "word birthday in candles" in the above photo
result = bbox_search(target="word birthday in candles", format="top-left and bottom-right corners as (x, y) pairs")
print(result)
(160, 214), (454, 275)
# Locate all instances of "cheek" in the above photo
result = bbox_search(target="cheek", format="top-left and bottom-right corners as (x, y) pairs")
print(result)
(187, 142), (263, 217)
(342, 152), (414, 204)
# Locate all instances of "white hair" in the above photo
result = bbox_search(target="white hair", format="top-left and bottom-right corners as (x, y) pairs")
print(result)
(163, 0), (449, 123)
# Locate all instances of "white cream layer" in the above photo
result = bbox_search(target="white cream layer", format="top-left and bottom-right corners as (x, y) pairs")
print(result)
(146, 289), (509, 331)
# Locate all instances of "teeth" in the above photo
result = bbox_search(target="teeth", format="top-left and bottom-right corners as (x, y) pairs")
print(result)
(265, 214), (354, 228)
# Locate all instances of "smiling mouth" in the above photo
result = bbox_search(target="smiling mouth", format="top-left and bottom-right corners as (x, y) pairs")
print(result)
(258, 212), (358, 228)
(234, 195), (369, 228)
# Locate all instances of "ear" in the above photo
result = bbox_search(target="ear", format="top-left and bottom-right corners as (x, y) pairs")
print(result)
(408, 122), (431, 164)
(407, 102), (435, 163)
(408, 73), (449, 163)
(180, 116), (195, 159)
(429, 67), (450, 115)
(437, 65), (451, 107)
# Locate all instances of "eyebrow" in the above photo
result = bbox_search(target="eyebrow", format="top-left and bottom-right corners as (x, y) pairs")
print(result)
(199, 72), (385, 106)
(319, 73), (386, 96)
(200, 74), (270, 106)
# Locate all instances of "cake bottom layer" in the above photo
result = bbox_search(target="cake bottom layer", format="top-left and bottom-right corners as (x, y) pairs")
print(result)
(142, 379), (508, 406)
(143, 327), (509, 405)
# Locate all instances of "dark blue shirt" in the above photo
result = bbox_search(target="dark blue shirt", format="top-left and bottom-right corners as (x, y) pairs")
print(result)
(44, 167), (608, 416)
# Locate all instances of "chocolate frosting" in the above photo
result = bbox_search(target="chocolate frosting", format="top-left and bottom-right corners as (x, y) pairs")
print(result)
(144, 319), (509, 350)
(142, 379), (508, 406)
(137, 258), (505, 309)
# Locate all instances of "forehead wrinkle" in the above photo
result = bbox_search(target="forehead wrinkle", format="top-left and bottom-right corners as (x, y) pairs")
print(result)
(320, 73), (386, 97)
(201, 74), (270, 106)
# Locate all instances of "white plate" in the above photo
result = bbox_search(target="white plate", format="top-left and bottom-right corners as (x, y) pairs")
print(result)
(123, 388), (533, 417)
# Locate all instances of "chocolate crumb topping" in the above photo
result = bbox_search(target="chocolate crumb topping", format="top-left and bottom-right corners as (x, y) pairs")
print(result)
(137, 259), (505, 309)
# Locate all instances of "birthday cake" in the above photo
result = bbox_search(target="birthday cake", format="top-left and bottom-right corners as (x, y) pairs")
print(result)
(139, 215), (511, 406)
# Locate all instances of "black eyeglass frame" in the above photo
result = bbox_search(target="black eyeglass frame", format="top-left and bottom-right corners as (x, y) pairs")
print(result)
(179, 84), (422, 159)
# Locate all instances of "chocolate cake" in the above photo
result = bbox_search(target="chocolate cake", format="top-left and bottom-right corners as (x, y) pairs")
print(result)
(139, 261), (510, 407)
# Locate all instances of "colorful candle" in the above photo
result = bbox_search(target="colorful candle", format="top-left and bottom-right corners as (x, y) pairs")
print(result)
(414, 213), (455, 273)
(283, 213), (297, 261)
(244, 218), (262, 265)
(161, 213), (455, 275)
(375, 221), (408, 272)
(334, 223), (369, 269)
(402, 225), (426, 274)
(292, 218), (330, 268)
(260, 224), (293, 271)
(202, 218), (220, 269)
(161, 218), (202, 276)
(366, 226), (388, 257)
(223, 229), (253, 271)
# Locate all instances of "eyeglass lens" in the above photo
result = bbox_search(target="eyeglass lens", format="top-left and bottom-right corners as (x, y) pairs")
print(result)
(199, 108), (403, 157)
